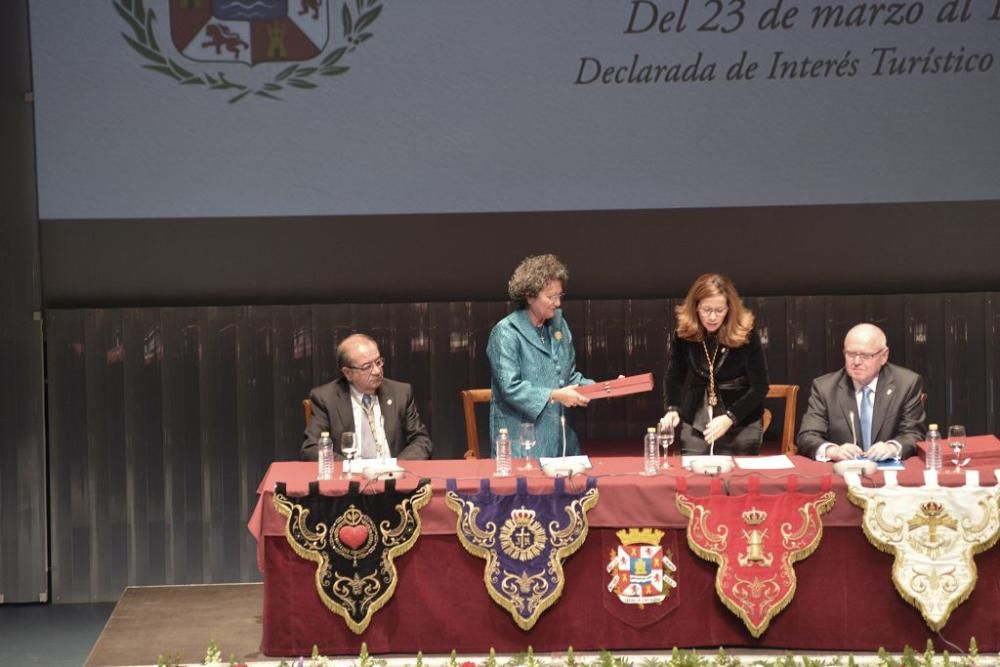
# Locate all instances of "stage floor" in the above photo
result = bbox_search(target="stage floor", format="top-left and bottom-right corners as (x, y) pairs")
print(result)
(86, 583), (265, 667)
(83, 583), (981, 666)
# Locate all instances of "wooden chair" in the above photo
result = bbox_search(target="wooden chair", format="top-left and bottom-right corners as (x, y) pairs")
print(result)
(762, 384), (800, 456)
(461, 388), (492, 459)
(303, 399), (312, 428)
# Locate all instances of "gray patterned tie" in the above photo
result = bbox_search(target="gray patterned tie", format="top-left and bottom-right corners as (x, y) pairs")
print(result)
(361, 394), (384, 458)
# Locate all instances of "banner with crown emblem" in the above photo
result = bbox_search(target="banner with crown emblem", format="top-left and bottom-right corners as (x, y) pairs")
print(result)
(676, 475), (835, 637)
(601, 527), (680, 628)
(847, 473), (1000, 630)
(445, 477), (599, 630)
(272, 478), (431, 634)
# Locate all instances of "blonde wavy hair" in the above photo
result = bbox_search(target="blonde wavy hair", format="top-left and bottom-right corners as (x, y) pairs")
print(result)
(675, 273), (754, 347)
(507, 254), (569, 306)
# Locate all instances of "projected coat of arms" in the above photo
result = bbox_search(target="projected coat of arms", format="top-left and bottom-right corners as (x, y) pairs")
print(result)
(676, 476), (835, 637)
(445, 477), (599, 630)
(847, 474), (1000, 630)
(272, 479), (431, 634)
(168, 0), (329, 66)
(113, 0), (384, 101)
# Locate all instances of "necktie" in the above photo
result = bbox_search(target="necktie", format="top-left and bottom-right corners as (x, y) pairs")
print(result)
(361, 394), (384, 459)
(860, 386), (873, 450)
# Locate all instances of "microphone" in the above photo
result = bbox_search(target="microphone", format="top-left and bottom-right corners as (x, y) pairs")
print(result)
(849, 410), (858, 448)
(706, 404), (715, 457)
(378, 415), (387, 461)
(560, 413), (568, 458)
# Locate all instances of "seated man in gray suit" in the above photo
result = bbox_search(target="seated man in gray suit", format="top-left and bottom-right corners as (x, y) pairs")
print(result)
(797, 323), (925, 462)
(301, 333), (433, 461)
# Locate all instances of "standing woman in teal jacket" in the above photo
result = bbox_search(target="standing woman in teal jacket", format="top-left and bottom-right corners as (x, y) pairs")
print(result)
(486, 254), (594, 458)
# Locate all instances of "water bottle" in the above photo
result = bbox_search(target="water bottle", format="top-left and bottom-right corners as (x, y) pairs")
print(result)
(643, 427), (660, 475)
(925, 423), (942, 471)
(495, 428), (512, 477)
(317, 431), (335, 481)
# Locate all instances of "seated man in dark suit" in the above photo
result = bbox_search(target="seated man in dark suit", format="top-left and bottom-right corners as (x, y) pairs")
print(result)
(301, 333), (433, 461)
(797, 323), (925, 461)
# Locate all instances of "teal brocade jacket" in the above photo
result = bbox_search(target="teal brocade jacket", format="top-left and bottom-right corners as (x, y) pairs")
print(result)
(486, 308), (592, 458)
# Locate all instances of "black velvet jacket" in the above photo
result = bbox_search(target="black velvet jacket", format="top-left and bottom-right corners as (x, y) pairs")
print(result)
(664, 327), (769, 427)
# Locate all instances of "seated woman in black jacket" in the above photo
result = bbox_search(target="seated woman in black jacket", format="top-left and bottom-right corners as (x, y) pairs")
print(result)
(660, 273), (770, 455)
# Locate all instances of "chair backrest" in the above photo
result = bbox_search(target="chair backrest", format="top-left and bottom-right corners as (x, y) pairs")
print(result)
(303, 398), (312, 428)
(762, 384), (800, 456)
(461, 388), (492, 459)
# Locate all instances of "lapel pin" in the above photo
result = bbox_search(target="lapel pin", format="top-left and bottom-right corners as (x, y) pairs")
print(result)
(554, 331), (562, 341)
(387, 399), (393, 406)
(886, 388), (893, 396)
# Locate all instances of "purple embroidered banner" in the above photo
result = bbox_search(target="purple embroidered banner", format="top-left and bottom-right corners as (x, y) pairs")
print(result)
(446, 477), (599, 630)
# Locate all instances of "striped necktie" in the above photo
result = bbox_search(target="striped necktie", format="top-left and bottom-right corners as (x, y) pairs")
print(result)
(361, 394), (385, 459)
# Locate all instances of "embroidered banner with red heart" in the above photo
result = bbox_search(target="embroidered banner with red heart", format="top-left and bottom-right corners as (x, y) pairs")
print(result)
(676, 475), (835, 637)
(273, 478), (431, 634)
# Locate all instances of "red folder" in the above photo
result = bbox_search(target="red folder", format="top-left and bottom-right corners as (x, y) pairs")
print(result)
(577, 372), (654, 400)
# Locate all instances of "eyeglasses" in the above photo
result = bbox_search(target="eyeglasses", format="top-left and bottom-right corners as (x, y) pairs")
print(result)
(541, 292), (565, 303)
(698, 306), (729, 317)
(844, 349), (885, 362)
(346, 356), (385, 373)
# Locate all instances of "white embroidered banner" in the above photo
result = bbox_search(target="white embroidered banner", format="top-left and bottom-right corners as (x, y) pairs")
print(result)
(847, 471), (1000, 630)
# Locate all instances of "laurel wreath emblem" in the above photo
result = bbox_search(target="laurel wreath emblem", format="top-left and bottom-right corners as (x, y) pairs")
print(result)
(112, 0), (383, 103)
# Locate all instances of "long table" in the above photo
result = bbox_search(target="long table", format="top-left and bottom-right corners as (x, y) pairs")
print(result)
(249, 439), (1000, 657)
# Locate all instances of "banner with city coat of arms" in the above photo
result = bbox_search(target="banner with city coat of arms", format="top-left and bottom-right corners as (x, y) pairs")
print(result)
(272, 478), (431, 634)
(445, 477), (599, 630)
(847, 473), (1000, 630)
(602, 528), (680, 628)
(676, 475), (836, 637)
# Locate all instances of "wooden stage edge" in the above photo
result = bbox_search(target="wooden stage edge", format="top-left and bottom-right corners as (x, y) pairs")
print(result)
(85, 583), (980, 667)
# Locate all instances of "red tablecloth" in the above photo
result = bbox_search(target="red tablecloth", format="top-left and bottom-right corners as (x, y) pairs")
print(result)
(249, 437), (1000, 656)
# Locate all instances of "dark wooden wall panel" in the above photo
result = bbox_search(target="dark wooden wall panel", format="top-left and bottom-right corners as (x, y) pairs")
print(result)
(45, 293), (1000, 602)
(786, 296), (829, 412)
(0, 0), (47, 605)
(905, 295), (947, 431)
(624, 299), (675, 434)
(577, 300), (629, 440)
(46, 310), (87, 603)
(747, 296), (789, 441)
(272, 305), (314, 461)
(199, 307), (239, 584)
(945, 294), (987, 434)
(237, 306), (275, 578)
(122, 308), (166, 586)
(160, 308), (204, 585)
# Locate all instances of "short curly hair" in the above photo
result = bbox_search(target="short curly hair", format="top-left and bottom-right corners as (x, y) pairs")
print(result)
(507, 254), (569, 305)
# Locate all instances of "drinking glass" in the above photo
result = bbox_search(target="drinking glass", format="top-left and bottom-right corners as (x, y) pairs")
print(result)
(340, 431), (357, 479)
(518, 422), (536, 470)
(658, 421), (675, 469)
(948, 425), (967, 473)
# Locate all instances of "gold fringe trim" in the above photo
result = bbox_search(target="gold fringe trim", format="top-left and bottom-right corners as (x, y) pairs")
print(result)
(848, 485), (1000, 632)
(446, 486), (600, 631)
(677, 490), (835, 638)
(273, 482), (432, 634)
